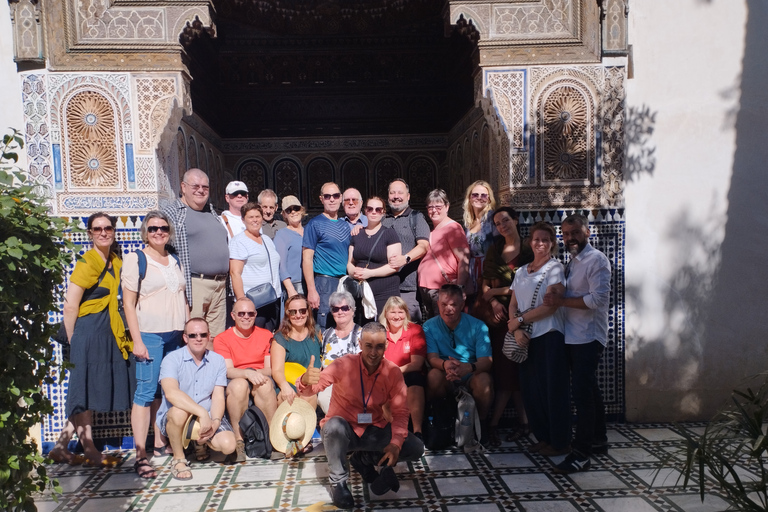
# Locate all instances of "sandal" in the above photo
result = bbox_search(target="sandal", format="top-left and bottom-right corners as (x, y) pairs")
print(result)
(487, 426), (502, 448)
(153, 444), (172, 457)
(506, 424), (530, 442)
(133, 457), (157, 479)
(194, 441), (210, 462)
(170, 458), (193, 481)
(48, 449), (85, 466)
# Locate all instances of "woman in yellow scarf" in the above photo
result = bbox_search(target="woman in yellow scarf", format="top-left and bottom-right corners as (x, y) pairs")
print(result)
(48, 213), (133, 467)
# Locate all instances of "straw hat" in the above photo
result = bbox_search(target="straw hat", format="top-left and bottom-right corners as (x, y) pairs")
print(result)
(182, 414), (202, 449)
(269, 399), (316, 457)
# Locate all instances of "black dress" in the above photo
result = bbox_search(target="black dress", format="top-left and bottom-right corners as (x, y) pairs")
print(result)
(350, 226), (401, 319)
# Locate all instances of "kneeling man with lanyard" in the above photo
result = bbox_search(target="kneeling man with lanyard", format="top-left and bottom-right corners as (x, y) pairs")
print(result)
(297, 322), (425, 509)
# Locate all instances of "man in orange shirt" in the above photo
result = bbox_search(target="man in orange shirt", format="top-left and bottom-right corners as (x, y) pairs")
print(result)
(213, 298), (277, 462)
(298, 323), (424, 509)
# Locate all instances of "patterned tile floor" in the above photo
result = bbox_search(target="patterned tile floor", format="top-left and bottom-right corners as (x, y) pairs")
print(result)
(35, 423), (740, 512)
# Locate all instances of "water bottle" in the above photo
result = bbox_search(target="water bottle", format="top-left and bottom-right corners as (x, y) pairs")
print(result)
(457, 411), (472, 447)
(460, 411), (471, 426)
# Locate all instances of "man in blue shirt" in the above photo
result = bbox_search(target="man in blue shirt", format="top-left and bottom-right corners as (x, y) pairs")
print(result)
(424, 284), (493, 434)
(302, 182), (351, 329)
(156, 318), (236, 480)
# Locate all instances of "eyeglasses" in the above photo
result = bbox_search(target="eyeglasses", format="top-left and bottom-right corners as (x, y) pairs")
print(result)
(426, 204), (445, 212)
(471, 192), (489, 200)
(343, 198), (360, 204)
(287, 308), (308, 316)
(147, 225), (170, 233)
(322, 193), (342, 201)
(185, 332), (209, 339)
(90, 226), (115, 234)
(229, 191), (248, 198)
(331, 305), (351, 313)
(365, 206), (384, 214)
(236, 311), (256, 318)
(284, 205), (302, 214)
(183, 182), (210, 192)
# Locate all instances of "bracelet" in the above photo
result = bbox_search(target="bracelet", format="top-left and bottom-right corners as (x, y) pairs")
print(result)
(211, 417), (221, 423)
(441, 360), (446, 371)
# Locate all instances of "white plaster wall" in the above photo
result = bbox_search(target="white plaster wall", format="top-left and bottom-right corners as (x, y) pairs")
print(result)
(0, 2), (25, 153)
(624, 0), (768, 421)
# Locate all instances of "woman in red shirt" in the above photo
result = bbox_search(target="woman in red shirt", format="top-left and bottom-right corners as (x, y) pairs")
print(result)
(380, 297), (427, 438)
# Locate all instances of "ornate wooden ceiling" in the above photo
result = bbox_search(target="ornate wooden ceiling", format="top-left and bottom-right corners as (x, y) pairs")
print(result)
(184, 0), (477, 138)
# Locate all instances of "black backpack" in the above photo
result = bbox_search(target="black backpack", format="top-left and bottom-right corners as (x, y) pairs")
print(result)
(238, 405), (272, 459)
(423, 396), (456, 450)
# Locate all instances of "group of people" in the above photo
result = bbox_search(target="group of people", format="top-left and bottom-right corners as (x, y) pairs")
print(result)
(47, 167), (612, 508)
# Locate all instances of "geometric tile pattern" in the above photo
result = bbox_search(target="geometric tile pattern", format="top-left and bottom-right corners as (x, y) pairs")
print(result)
(35, 423), (738, 512)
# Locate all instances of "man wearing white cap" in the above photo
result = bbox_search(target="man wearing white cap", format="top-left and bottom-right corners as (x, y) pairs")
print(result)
(298, 322), (424, 509)
(220, 181), (249, 241)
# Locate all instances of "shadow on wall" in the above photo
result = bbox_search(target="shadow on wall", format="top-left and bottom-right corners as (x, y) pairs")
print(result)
(624, 105), (656, 182)
(626, 0), (768, 421)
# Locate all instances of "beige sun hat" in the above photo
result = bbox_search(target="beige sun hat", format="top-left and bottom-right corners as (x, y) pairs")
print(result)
(182, 414), (202, 449)
(269, 399), (316, 457)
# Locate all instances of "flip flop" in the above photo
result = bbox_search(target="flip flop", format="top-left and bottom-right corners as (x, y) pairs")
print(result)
(170, 458), (193, 481)
(48, 451), (85, 466)
(133, 457), (157, 479)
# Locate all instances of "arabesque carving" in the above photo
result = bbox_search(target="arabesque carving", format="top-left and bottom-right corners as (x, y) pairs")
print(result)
(65, 91), (120, 188)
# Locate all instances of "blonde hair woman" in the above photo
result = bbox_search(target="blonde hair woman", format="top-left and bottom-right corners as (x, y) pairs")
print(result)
(379, 296), (427, 437)
(462, 180), (498, 310)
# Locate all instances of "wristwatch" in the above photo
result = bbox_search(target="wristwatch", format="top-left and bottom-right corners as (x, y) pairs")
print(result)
(405, 255), (411, 263)
(516, 316), (525, 324)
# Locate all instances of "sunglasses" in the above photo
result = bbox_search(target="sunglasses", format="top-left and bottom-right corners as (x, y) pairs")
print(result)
(236, 311), (256, 318)
(322, 193), (342, 200)
(229, 191), (248, 198)
(343, 198), (360, 204)
(287, 308), (308, 316)
(186, 332), (209, 339)
(184, 182), (209, 192)
(471, 192), (489, 200)
(90, 226), (115, 234)
(331, 305), (351, 313)
(147, 225), (170, 233)
(365, 206), (384, 214)
(284, 205), (302, 214)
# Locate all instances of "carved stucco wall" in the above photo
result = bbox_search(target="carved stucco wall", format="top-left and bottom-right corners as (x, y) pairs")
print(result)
(477, 65), (625, 209)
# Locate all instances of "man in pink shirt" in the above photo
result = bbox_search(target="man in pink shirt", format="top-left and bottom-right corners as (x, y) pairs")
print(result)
(213, 298), (277, 462)
(298, 323), (424, 509)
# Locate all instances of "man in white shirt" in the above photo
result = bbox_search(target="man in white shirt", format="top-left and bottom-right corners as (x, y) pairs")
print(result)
(545, 213), (611, 474)
(220, 181), (249, 241)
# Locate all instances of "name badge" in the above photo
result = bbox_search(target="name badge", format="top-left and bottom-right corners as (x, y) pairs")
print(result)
(404, 341), (410, 353)
(357, 413), (373, 424)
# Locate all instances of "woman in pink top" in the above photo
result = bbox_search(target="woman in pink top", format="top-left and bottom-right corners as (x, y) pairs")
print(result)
(418, 189), (470, 319)
(122, 211), (189, 478)
(380, 297), (427, 438)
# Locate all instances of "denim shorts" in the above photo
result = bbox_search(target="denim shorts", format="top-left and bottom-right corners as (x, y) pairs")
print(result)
(133, 330), (183, 407)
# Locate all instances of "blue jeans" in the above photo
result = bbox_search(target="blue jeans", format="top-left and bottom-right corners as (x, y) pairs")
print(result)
(567, 341), (607, 455)
(519, 330), (571, 450)
(321, 417), (425, 485)
(133, 331), (182, 406)
(314, 275), (339, 330)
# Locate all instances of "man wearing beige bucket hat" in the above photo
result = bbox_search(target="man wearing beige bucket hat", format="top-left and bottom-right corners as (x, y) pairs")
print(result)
(297, 322), (424, 509)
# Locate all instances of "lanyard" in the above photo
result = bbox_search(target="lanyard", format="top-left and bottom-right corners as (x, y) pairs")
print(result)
(358, 361), (380, 414)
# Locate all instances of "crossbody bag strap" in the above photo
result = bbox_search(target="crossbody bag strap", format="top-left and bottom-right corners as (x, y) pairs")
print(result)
(222, 215), (235, 238)
(363, 229), (386, 269)
(522, 259), (556, 333)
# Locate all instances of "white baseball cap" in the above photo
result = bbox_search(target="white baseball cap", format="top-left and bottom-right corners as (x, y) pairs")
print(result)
(226, 181), (249, 195)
